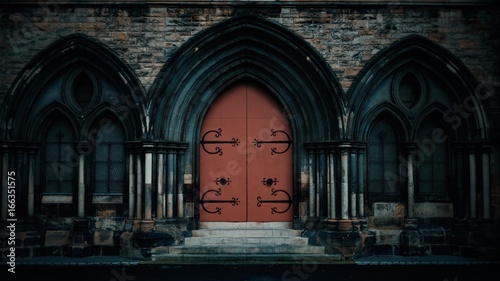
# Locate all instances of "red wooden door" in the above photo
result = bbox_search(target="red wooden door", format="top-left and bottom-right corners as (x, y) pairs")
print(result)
(199, 83), (293, 222)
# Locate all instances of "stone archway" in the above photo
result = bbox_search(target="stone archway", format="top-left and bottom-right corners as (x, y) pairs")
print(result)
(148, 15), (345, 225)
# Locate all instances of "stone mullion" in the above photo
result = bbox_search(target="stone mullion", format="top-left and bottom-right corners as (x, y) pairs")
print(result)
(407, 149), (415, 219)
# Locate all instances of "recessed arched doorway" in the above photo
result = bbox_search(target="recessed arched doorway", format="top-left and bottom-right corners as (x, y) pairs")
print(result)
(199, 82), (293, 223)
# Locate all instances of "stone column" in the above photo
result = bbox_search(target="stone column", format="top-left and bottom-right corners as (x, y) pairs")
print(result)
(308, 151), (316, 217)
(136, 153), (143, 219)
(455, 145), (466, 218)
(167, 150), (175, 218)
(357, 145), (366, 218)
(339, 144), (350, 220)
(469, 152), (477, 219)
(128, 153), (135, 219)
(317, 148), (326, 217)
(176, 149), (185, 217)
(156, 151), (165, 219)
(407, 151), (415, 219)
(144, 145), (153, 220)
(78, 153), (85, 218)
(328, 148), (336, 219)
(349, 147), (357, 218)
(27, 147), (36, 218)
(1, 145), (9, 220)
(482, 146), (491, 219)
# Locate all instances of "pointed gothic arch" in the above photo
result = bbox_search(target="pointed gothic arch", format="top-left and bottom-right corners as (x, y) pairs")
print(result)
(1, 33), (147, 141)
(149, 15), (344, 141)
(348, 34), (490, 141)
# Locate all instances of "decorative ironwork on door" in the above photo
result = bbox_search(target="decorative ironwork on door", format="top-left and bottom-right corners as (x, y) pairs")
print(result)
(252, 129), (292, 155)
(256, 177), (293, 214)
(200, 128), (240, 156)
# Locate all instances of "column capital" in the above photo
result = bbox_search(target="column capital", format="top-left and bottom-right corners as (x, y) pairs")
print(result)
(402, 141), (417, 151)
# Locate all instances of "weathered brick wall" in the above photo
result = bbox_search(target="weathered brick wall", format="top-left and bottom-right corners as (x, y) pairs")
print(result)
(1, 4), (499, 105)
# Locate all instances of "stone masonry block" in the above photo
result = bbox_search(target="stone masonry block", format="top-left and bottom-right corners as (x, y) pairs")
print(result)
(93, 230), (115, 246)
(44, 230), (69, 247)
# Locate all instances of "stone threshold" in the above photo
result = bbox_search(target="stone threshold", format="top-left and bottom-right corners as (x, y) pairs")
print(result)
(199, 222), (293, 229)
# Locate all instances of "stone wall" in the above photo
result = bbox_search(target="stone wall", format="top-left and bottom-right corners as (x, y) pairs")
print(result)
(1, 3), (499, 117)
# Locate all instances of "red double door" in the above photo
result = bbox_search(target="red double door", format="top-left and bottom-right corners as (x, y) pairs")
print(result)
(199, 83), (293, 222)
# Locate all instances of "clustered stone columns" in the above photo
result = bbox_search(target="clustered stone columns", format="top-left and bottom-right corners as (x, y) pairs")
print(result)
(461, 142), (492, 220)
(304, 141), (367, 231)
(125, 141), (187, 231)
(1, 141), (38, 220)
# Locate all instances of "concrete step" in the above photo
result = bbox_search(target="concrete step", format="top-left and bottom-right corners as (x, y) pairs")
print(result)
(150, 253), (343, 264)
(168, 244), (325, 255)
(192, 228), (302, 237)
(158, 227), (328, 261)
(185, 236), (308, 246)
(198, 222), (293, 229)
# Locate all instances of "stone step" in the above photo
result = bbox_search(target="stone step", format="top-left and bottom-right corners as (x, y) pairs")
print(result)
(191, 228), (302, 237)
(160, 227), (328, 261)
(168, 244), (325, 255)
(184, 236), (308, 246)
(198, 222), (293, 229)
(150, 253), (343, 264)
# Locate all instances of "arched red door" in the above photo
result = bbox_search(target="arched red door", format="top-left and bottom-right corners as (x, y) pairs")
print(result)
(199, 82), (293, 222)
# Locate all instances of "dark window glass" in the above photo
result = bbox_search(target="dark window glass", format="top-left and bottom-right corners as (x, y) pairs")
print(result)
(417, 121), (448, 197)
(44, 120), (75, 193)
(367, 118), (400, 199)
(73, 71), (94, 109)
(399, 72), (421, 109)
(93, 118), (125, 194)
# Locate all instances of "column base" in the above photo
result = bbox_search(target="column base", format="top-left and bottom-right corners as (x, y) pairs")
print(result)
(140, 219), (155, 232)
(338, 219), (359, 231)
(404, 218), (418, 230)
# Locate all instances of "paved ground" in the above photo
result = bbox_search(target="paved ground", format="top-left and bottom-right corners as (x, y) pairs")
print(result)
(2, 254), (498, 281)
(7, 253), (498, 266)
